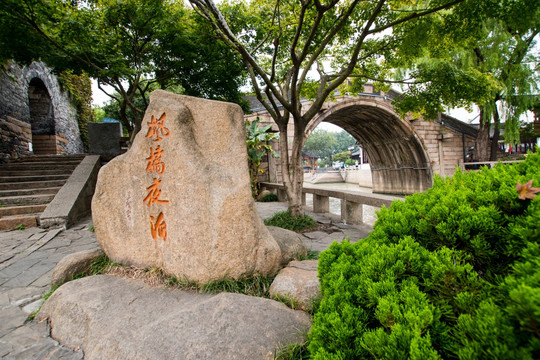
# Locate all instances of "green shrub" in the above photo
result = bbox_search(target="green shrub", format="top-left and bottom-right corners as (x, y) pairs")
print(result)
(261, 193), (279, 202)
(264, 210), (317, 232)
(309, 153), (540, 359)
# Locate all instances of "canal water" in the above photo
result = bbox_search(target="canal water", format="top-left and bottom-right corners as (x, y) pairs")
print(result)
(303, 182), (379, 226)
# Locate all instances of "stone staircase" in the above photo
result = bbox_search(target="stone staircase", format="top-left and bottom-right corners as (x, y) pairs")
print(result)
(0, 154), (86, 231)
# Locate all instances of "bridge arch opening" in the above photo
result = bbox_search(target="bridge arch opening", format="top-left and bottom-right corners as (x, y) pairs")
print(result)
(28, 78), (56, 154)
(307, 97), (433, 194)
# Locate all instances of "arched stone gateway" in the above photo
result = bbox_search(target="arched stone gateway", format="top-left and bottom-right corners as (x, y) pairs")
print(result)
(0, 61), (83, 162)
(307, 96), (433, 194)
(28, 78), (56, 154)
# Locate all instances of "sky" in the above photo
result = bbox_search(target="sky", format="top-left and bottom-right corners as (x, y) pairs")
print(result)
(91, 81), (535, 130)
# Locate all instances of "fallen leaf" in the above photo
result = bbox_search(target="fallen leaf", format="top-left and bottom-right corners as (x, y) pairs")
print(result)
(516, 180), (540, 200)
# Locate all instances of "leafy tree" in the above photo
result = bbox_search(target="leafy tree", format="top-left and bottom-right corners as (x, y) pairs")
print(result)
(332, 151), (351, 163)
(334, 131), (357, 153)
(0, 0), (246, 141)
(520, 120), (540, 142)
(190, 0), (470, 216)
(393, 0), (540, 161)
(303, 129), (338, 163)
(246, 118), (280, 197)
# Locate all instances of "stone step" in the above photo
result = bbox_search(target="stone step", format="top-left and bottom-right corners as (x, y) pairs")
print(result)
(0, 193), (55, 206)
(0, 213), (39, 231)
(0, 174), (70, 183)
(0, 180), (66, 191)
(11, 155), (85, 163)
(0, 204), (46, 217)
(0, 168), (74, 177)
(0, 163), (79, 171)
(0, 186), (62, 197)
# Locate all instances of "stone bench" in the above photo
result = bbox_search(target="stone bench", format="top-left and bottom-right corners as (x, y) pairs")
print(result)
(260, 182), (403, 225)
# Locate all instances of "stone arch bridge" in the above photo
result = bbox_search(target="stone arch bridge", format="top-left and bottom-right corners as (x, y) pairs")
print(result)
(245, 86), (478, 195)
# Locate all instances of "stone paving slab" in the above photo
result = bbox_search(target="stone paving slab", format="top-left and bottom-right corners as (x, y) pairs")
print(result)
(0, 216), (97, 359)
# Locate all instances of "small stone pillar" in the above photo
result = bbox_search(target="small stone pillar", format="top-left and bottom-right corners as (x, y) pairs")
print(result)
(277, 189), (288, 202)
(313, 194), (329, 213)
(341, 200), (363, 225)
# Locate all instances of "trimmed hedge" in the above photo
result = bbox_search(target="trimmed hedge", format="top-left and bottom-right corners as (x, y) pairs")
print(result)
(309, 153), (540, 359)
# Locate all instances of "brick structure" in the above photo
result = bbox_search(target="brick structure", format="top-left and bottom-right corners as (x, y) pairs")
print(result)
(246, 86), (478, 195)
(0, 61), (83, 162)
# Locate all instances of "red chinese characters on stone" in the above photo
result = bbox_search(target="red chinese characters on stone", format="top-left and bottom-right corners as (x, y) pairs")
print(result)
(146, 145), (165, 174)
(150, 212), (167, 245)
(144, 112), (170, 244)
(143, 178), (169, 207)
(145, 113), (170, 142)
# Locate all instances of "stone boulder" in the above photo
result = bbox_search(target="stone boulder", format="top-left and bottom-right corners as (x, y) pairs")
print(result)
(270, 260), (320, 311)
(92, 91), (281, 282)
(38, 275), (312, 360)
(266, 226), (308, 265)
(51, 248), (104, 287)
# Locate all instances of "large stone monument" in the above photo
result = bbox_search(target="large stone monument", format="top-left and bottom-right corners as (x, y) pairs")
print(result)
(92, 90), (281, 282)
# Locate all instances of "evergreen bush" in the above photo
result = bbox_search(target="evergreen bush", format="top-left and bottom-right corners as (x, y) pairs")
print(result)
(309, 153), (540, 359)
(261, 193), (279, 202)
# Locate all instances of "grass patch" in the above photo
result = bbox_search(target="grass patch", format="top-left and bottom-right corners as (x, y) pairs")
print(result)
(264, 211), (317, 232)
(273, 339), (310, 360)
(295, 249), (320, 261)
(27, 284), (59, 322)
(271, 293), (302, 310)
(88, 225), (95, 232)
(71, 255), (120, 281)
(167, 274), (275, 298)
(14, 224), (25, 231)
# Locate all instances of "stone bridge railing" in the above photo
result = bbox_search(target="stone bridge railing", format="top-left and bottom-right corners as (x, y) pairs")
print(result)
(458, 159), (525, 171)
(260, 182), (403, 225)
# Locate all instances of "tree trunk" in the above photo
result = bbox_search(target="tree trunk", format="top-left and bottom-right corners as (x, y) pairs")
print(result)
(119, 101), (133, 141)
(287, 125), (306, 217)
(490, 106), (501, 161)
(277, 122), (305, 217)
(475, 108), (491, 162)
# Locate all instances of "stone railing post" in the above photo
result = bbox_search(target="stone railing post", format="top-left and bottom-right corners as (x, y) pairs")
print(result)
(277, 189), (288, 202)
(313, 194), (329, 213)
(341, 200), (363, 225)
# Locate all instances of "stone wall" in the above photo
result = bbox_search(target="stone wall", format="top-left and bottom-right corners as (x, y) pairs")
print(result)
(0, 116), (32, 163)
(0, 61), (83, 161)
(411, 119), (476, 178)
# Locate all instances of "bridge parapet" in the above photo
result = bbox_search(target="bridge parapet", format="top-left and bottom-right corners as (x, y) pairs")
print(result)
(260, 182), (403, 225)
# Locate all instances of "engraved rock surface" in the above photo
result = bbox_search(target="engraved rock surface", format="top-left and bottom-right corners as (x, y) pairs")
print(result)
(92, 91), (281, 282)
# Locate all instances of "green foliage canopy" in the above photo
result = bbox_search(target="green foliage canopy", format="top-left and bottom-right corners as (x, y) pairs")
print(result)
(189, 0), (470, 216)
(0, 0), (247, 140)
(392, 0), (540, 158)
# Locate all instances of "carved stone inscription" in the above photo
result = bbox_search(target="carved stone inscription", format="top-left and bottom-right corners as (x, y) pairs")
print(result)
(92, 90), (281, 283)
